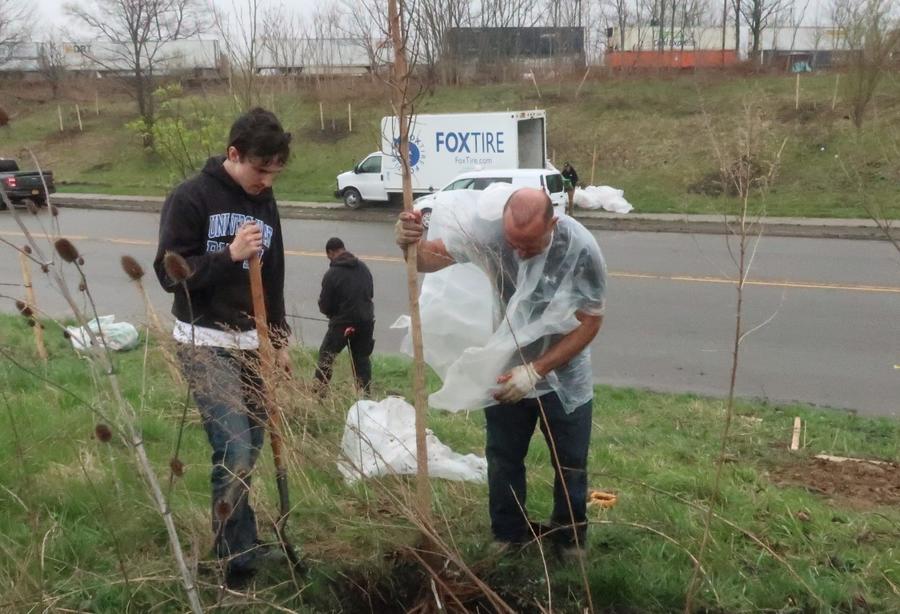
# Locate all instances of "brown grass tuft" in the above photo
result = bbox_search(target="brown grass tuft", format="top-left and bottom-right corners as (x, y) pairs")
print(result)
(120, 255), (144, 280)
(163, 251), (192, 283)
(94, 424), (113, 443)
(54, 238), (80, 263)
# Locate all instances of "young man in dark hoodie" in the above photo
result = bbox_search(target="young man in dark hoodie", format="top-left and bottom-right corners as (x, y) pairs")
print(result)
(153, 108), (293, 589)
(315, 237), (375, 394)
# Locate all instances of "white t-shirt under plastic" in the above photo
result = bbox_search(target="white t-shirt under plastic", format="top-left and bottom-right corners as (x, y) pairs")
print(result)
(172, 319), (259, 350)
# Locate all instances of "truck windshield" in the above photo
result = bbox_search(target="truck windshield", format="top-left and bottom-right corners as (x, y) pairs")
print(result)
(359, 157), (381, 173)
(545, 173), (564, 193)
(444, 178), (476, 190)
(473, 177), (512, 189)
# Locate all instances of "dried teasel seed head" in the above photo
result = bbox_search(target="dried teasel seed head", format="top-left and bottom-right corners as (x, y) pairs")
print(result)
(54, 238), (79, 263)
(27, 319), (36, 327)
(169, 457), (185, 477)
(41, 264), (49, 273)
(163, 251), (192, 283)
(94, 424), (113, 443)
(120, 255), (144, 280)
(15, 299), (28, 314)
(77, 256), (85, 266)
(50, 205), (59, 217)
(63, 329), (71, 339)
(78, 281), (86, 292)
(214, 500), (233, 520)
(22, 245), (32, 255)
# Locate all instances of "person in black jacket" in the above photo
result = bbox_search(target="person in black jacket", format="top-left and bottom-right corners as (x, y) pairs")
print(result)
(315, 237), (375, 394)
(562, 162), (579, 215)
(153, 108), (293, 589)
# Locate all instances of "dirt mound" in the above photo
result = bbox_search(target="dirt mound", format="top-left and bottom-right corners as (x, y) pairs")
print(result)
(770, 456), (900, 509)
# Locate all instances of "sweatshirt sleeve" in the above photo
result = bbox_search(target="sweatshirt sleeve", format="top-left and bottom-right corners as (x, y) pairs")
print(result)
(154, 184), (236, 293)
(264, 207), (291, 349)
(318, 270), (337, 318)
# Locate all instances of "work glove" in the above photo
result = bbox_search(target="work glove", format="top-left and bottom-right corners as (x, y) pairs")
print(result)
(493, 363), (542, 404)
(395, 211), (424, 249)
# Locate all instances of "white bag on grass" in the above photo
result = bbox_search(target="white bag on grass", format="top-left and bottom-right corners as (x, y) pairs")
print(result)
(337, 397), (487, 484)
(66, 315), (140, 352)
(574, 185), (634, 213)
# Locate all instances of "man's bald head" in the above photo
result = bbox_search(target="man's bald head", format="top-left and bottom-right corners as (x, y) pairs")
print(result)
(503, 188), (554, 226)
(502, 188), (557, 259)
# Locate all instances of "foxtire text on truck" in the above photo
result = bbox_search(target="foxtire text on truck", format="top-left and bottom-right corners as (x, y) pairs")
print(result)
(343, 188), (363, 209)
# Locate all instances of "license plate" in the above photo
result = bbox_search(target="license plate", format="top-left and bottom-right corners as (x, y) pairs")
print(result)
(31, 189), (39, 195)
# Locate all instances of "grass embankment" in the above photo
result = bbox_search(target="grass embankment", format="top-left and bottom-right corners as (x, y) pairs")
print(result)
(0, 314), (898, 612)
(2, 72), (899, 218)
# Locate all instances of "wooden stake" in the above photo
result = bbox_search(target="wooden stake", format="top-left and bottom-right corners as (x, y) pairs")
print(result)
(590, 144), (598, 185)
(831, 74), (840, 111)
(57, 105), (63, 132)
(530, 71), (542, 100)
(95, 90), (99, 115)
(388, 0), (431, 522)
(19, 252), (47, 362)
(247, 253), (303, 569)
(75, 104), (83, 131)
(319, 101), (325, 131)
(348, 102), (352, 132)
(794, 73), (800, 110)
(790, 416), (802, 450)
(575, 66), (591, 100)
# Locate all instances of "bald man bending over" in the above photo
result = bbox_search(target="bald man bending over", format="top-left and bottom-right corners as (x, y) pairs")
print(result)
(395, 188), (607, 557)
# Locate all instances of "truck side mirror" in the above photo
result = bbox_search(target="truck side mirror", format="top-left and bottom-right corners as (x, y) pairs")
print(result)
(353, 164), (360, 174)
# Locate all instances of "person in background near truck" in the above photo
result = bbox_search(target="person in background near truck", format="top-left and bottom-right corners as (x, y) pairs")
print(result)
(154, 107), (293, 590)
(562, 161), (579, 215)
(394, 187), (607, 558)
(315, 237), (376, 395)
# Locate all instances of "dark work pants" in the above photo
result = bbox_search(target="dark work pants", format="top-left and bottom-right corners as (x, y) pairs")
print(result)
(484, 392), (593, 546)
(315, 322), (374, 393)
(178, 345), (266, 574)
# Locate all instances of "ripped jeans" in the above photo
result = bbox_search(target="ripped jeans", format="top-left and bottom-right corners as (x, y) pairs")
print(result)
(177, 345), (267, 573)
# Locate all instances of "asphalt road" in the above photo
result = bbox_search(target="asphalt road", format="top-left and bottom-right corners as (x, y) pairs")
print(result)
(2, 208), (898, 418)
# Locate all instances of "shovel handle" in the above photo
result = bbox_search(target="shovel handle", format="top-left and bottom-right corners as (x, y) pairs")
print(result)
(248, 254), (287, 476)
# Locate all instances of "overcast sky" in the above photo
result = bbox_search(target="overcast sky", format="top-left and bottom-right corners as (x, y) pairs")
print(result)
(34, 0), (329, 36)
(35, 0), (831, 38)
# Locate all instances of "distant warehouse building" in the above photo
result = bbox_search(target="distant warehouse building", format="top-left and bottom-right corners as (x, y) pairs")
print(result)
(446, 27), (586, 77)
(0, 40), (221, 78)
(255, 38), (389, 76)
(605, 26), (853, 70)
(0, 38), (387, 80)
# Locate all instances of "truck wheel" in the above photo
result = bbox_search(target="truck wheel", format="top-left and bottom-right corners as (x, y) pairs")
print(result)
(343, 188), (363, 209)
(421, 208), (432, 229)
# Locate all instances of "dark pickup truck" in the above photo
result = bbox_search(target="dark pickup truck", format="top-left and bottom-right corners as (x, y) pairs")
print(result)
(0, 159), (55, 209)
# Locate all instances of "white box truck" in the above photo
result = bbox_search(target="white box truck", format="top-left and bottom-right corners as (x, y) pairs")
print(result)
(334, 110), (549, 208)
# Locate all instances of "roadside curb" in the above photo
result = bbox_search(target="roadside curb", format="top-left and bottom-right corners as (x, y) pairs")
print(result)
(50, 194), (888, 241)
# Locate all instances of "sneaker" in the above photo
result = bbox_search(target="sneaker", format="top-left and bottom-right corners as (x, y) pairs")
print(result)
(252, 542), (289, 566)
(224, 565), (255, 590)
(555, 542), (587, 562)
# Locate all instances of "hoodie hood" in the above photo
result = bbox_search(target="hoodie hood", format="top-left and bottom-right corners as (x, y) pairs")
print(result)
(201, 155), (273, 203)
(331, 251), (359, 268)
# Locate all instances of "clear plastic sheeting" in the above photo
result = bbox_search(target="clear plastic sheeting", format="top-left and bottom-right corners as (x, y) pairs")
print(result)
(337, 397), (487, 484)
(399, 183), (607, 413)
(574, 185), (634, 214)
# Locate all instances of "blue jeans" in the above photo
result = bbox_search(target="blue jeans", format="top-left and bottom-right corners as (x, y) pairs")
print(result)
(178, 345), (267, 573)
(484, 392), (593, 546)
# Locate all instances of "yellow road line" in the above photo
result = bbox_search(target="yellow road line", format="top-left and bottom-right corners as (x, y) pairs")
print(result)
(3, 230), (898, 294)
